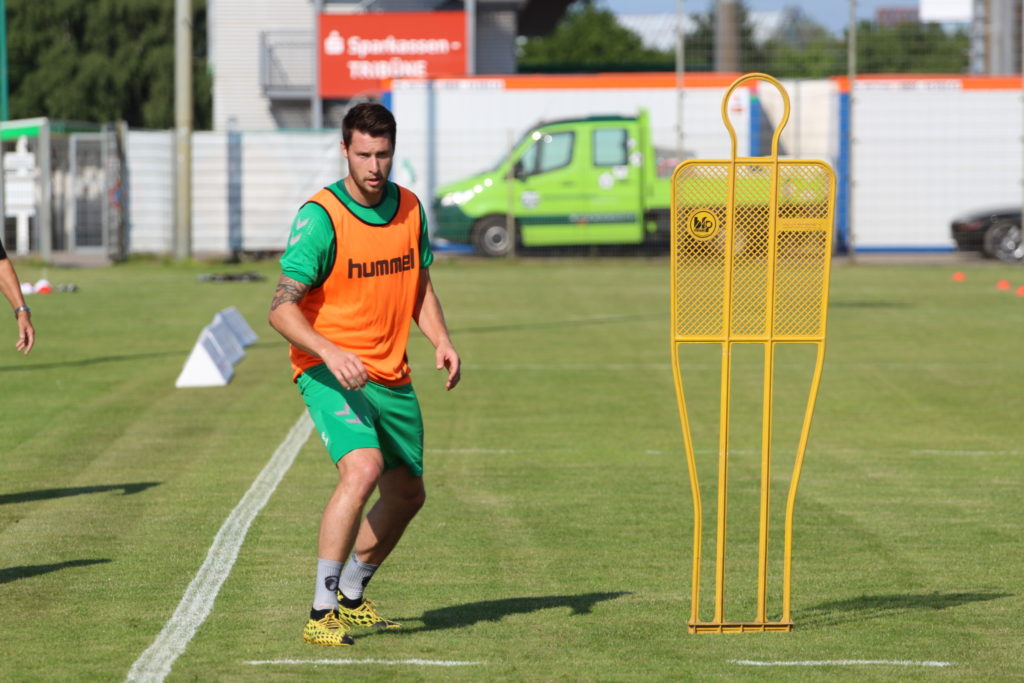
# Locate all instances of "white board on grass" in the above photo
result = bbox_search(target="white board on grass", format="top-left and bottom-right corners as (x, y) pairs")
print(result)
(209, 318), (245, 365)
(219, 306), (258, 346)
(175, 307), (258, 388)
(175, 328), (236, 387)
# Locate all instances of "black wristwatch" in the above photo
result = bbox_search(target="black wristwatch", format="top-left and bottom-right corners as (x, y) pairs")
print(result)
(14, 305), (30, 318)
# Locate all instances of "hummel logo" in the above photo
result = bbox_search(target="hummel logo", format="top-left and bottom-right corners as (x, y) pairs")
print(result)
(348, 248), (416, 279)
(289, 217), (311, 246)
(335, 405), (362, 426)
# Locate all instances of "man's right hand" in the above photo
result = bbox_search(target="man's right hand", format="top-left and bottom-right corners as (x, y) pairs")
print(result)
(324, 347), (369, 390)
(269, 274), (367, 389)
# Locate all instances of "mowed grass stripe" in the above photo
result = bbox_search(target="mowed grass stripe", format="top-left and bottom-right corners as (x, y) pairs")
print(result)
(730, 659), (953, 667)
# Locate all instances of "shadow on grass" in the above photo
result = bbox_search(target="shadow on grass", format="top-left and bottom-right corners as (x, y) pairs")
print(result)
(0, 340), (288, 373)
(0, 559), (111, 584)
(830, 301), (913, 308)
(387, 591), (631, 635)
(0, 349), (187, 372)
(451, 314), (658, 335)
(0, 482), (160, 505)
(799, 591), (1012, 627)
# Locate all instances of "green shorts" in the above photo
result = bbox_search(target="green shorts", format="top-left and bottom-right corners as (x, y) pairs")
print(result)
(297, 363), (424, 476)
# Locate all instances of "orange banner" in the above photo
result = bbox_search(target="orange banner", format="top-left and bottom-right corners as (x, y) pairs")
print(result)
(319, 11), (466, 98)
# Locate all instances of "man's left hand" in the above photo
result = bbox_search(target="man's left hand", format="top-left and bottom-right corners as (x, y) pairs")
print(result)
(436, 344), (461, 391)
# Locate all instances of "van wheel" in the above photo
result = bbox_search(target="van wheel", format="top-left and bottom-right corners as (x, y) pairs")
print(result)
(472, 215), (514, 257)
(643, 209), (672, 249)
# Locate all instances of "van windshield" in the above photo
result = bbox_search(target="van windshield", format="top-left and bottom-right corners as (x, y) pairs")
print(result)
(489, 129), (532, 172)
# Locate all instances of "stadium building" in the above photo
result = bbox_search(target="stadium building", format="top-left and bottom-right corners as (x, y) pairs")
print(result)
(209, 0), (573, 131)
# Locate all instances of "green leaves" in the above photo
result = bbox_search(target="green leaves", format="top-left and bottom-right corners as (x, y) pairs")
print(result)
(518, 2), (969, 77)
(518, 3), (671, 72)
(7, 0), (211, 128)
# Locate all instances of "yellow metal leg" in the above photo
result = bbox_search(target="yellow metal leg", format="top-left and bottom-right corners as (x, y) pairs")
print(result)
(782, 343), (827, 624)
(670, 346), (703, 627)
(713, 341), (732, 625)
(756, 341), (774, 624)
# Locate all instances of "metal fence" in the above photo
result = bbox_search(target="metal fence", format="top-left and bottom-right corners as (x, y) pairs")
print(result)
(2, 119), (126, 262)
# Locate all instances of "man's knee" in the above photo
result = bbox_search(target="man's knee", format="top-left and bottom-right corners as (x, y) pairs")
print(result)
(337, 449), (384, 496)
(383, 471), (426, 512)
(402, 485), (426, 512)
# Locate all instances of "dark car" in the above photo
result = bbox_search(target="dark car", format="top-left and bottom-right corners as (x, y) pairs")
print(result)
(951, 207), (1023, 262)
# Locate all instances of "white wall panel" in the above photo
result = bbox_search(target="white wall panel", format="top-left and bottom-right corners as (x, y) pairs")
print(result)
(192, 133), (230, 253)
(239, 131), (342, 251)
(126, 130), (339, 255)
(125, 131), (174, 253)
(853, 84), (1022, 249)
(763, 79), (836, 159)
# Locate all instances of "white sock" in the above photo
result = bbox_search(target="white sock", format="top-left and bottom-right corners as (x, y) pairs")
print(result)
(313, 557), (343, 610)
(337, 552), (379, 603)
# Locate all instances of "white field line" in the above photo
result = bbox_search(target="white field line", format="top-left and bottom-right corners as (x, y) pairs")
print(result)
(125, 413), (313, 683)
(731, 659), (952, 668)
(246, 658), (482, 667)
(909, 449), (1020, 456)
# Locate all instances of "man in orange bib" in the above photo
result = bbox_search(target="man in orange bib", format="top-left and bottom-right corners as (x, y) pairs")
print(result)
(269, 103), (461, 647)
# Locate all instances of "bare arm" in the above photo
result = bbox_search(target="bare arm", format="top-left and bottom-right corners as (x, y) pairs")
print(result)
(0, 259), (34, 355)
(268, 274), (369, 389)
(413, 268), (460, 391)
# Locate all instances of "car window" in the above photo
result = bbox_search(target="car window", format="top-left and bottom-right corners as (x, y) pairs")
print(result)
(593, 128), (627, 166)
(517, 131), (574, 176)
(519, 140), (540, 175)
(538, 132), (574, 173)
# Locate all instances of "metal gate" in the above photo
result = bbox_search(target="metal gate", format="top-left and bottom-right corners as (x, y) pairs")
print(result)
(68, 128), (126, 259)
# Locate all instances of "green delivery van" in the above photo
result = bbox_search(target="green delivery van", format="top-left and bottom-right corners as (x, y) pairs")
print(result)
(432, 110), (675, 256)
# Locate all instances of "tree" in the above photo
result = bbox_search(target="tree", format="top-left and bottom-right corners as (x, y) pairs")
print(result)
(517, 1), (969, 78)
(7, 0), (212, 129)
(516, 1), (768, 74)
(518, 2), (672, 72)
(763, 19), (968, 77)
(855, 21), (969, 73)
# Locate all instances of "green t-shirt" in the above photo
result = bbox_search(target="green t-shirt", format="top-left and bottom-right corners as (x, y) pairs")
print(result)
(280, 180), (433, 287)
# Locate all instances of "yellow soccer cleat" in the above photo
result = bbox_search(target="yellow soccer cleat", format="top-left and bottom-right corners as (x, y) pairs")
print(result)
(303, 609), (355, 646)
(336, 597), (401, 629)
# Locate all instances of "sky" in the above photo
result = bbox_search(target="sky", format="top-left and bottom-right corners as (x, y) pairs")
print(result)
(599, 0), (922, 35)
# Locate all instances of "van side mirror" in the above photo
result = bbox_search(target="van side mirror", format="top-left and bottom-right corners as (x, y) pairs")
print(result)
(512, 160), (525, 180)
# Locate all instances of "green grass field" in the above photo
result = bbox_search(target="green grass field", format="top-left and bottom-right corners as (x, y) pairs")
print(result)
(1, 255), (1021, 681)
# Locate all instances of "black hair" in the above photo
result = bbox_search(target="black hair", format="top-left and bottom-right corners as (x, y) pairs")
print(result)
(342, 102), (396, 146)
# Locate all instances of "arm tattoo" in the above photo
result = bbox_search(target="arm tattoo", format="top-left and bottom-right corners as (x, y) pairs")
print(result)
(271, 275), (310, 311)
